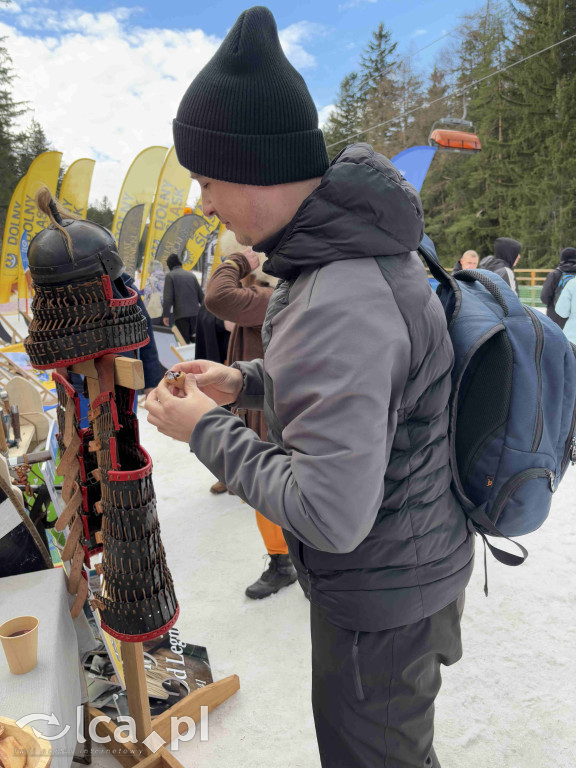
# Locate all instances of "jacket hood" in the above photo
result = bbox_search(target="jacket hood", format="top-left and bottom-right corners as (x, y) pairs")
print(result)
(558, 259), (576, 273)
(264, 144), (424, 280)
(560, 247), (576, 263)
(494, 237), (521, 269)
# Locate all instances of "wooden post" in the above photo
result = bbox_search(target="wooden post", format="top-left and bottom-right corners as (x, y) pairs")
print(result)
(75, 354), (239, 768)
(121, 643), (154, 756)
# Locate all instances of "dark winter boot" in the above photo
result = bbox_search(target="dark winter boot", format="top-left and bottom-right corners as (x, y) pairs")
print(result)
(245, 554), (297, 600)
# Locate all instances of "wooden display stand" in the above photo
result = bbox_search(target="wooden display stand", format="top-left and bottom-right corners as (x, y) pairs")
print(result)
(70, 356), (239, 768)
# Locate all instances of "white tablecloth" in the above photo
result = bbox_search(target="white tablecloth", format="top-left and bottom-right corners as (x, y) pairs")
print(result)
(0, 569), (83, 768)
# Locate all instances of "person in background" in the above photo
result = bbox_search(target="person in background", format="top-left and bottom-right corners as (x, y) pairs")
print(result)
(540, 247), (576, 329)
(554, 268), (576, 345)
(194, 305), (231, 363)
(204, 229), (297, 599)
(162, 253), (204, 342)
(481, 237), (522, 294)
(452, 249), (479, 273)
(142, 260), (166, 326)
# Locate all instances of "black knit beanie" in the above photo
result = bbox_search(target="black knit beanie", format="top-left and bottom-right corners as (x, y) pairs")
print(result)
(560, 247), (576, 263)
(173, 6), (329, 186)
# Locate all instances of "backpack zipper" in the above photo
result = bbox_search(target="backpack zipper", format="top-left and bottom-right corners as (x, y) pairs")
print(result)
(524, 307), (544, 452)
(491, 468), (555, 526)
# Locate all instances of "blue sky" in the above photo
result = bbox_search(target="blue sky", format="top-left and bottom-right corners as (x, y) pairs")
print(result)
(68, 0), (485, 104)
(0, 0), (487, 202)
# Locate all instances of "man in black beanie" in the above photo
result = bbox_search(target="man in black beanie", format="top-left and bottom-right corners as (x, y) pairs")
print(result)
(147, 7), (474, 767)
(540, 246), (576, 328)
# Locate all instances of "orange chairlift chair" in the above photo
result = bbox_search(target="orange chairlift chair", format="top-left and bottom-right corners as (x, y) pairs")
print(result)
(428, 94), (482, 154)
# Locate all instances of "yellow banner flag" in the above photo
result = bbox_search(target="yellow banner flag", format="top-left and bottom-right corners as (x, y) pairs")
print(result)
(59, 158), (95, 218)
(141, 146), (192, 288)
(0, 176), (26, 303)
(182, 202), (220, 272)
(210, 221), (227, 276)
(18, 151), (63, 298)
(111, 146), (168, 242)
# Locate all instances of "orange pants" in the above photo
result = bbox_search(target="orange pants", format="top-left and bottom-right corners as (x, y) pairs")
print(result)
(255, 510), (288, 555)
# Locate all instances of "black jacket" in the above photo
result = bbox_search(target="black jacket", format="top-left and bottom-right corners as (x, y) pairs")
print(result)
(482, 238), (522, 295)
(540, 260), (576, 329)
(162, 266), (204, 321)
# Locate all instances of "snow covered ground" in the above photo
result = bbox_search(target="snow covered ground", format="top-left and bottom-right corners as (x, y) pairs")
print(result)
(88, 413), (576, 768)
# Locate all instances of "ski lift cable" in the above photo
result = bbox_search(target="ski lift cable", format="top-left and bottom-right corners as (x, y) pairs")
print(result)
(326, 30), (576, 150)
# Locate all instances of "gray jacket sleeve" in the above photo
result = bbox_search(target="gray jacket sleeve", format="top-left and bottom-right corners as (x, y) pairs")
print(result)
(230, 360), (265, 410)
(190, 259), (411, 554)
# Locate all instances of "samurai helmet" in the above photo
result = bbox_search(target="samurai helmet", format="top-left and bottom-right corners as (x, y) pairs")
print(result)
(24, 187), (148, 370)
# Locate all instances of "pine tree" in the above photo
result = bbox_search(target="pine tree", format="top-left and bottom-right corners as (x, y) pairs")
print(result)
(503, 0), (576, 267)
(87, 197), (114, 229)
(15, 119), (52, 177)
(322, 73), (363, 161)
(386, 57), (425, 156)
(421, 3), (512, 264)
(358, 23), (400, 152)
(0, 37), (26, 232)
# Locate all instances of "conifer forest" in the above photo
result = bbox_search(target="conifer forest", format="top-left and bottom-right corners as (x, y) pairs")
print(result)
(322, 1), (576, 268)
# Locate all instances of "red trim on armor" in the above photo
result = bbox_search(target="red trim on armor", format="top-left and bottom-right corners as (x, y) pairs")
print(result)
(91, 392), (121, 431)
(101, 274), (114, 300)
(83, 544), (91, 568)
(100, 604), (180, 643)
(80, 485), (89, 511)
(77, 429), (92, 483)
(81, 514), (90, 542)
(109, 436), (119, 470)
(100, 275), (139, 307)
(52, 372), (81, 420)
(107, 446), (153, 481)
(52, 371), (75, 398)
(91, 391), (112, 409)
(126, 388), (136, 414)
(87, 544), (103, 558)
(30, 337), (149, 370)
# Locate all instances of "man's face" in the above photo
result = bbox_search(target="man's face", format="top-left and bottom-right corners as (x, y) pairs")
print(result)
(461, 254), (479, 270)
(191, 174), (279, 246)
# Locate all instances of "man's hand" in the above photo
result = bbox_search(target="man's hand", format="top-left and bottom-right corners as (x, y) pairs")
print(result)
(145, 374), (218, 442)
(169, 360), (243, 406)
(162, 317), (170, 327)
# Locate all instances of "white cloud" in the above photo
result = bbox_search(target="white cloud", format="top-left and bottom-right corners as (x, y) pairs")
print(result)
(317, 104), (335, 129)
(338, 0), (377, 12)
(413, 29), (428, 37)
(0, 5), (323, 204)
(279, 21), (326, 69)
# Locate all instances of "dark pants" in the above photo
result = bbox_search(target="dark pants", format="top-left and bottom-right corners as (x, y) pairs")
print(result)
(311, 596), (464, 768)
(175, 315), (197, 344)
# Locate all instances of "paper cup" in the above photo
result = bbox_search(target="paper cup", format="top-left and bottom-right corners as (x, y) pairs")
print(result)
(0, 616), (39, 675)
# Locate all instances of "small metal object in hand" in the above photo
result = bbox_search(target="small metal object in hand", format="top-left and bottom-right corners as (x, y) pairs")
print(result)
(164, 370), (186, 390)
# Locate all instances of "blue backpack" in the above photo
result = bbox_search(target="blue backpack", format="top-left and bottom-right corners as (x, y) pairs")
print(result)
(419, 238), (576, 581)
